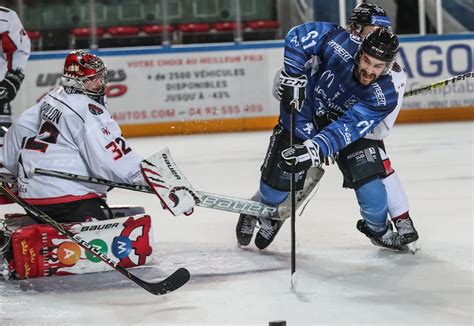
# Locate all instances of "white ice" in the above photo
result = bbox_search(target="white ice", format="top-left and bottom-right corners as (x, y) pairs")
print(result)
(1, 121), (473, 325)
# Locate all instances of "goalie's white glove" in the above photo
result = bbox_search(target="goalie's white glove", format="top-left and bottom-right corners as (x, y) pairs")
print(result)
(281, 140), (323, 173)
(278, 70), (307, 112)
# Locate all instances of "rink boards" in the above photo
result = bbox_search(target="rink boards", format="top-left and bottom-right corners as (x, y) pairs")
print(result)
(16, 33), (474, 136)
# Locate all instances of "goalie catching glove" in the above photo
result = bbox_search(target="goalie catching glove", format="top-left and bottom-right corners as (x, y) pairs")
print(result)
(278, 70), (307, 112)
(281, 139), (323, 172)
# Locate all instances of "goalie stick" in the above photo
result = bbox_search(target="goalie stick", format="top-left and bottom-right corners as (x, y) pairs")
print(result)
(27, 167), (280, 220)
(0, 184), (190, 295)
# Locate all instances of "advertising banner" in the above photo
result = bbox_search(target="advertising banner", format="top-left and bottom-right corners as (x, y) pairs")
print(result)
(14, 35), (473, 136)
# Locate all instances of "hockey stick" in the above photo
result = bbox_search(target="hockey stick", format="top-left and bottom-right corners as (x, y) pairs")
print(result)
(403, 71), (473, 98)
(28, 168), (280, 220)
(0, 184), (190, 295)
(289, 98), (299, 288)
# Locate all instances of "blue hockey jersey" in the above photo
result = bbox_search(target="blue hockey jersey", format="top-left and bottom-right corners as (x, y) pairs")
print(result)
(279, 22), (402, 158)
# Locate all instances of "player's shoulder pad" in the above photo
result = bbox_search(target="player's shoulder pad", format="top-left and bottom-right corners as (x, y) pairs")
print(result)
(58, 88), (109, 121)
(389, 66), (407, 93)
(291, 21), (340, 38)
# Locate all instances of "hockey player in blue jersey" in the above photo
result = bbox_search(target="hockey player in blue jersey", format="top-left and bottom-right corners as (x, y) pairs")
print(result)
(236, 5), (418, 251)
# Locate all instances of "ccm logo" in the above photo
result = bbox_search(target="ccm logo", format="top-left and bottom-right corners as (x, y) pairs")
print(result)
(280, 76), (307, 88)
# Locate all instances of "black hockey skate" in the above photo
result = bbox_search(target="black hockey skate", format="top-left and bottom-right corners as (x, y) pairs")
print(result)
(236, 213), (257, 246)
(356, 219), (404, 251)
(393, 215), (419, 245)
(254, 220), (283, 250)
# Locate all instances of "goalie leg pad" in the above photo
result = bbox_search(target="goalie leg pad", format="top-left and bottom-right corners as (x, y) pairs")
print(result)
(260, 124), (307, 192)
(337, 138), (386, 189)
(9, 214), (154, 279)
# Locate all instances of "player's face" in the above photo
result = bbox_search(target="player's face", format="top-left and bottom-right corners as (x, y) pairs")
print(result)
(355, 53), (386, 85)
(83, 71), (106, 93)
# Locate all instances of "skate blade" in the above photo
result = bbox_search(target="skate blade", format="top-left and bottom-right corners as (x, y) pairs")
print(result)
(406, 242), (418, 255)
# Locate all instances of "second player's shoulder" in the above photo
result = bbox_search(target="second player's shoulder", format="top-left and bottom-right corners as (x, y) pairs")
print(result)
(0, 6), (20, 24)
(389, 62), (407, 90)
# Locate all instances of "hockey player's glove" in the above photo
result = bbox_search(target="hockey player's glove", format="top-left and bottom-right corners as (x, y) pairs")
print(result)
(281, 139), (323, 173)
(0, 70), (25, 106)
(278, 70), (307, 112)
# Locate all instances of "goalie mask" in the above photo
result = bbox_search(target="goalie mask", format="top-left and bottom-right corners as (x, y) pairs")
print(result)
(348, 3), (391, 35)
(61, 50), (107, 97)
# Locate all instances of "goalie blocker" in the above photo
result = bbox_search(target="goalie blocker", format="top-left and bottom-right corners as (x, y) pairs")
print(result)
(2, 206), (154, 279)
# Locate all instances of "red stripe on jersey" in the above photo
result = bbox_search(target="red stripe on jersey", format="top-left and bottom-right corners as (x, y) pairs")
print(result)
(383, 158), (394, 176)
(23, 193), (102, 205)
(1, 32), (17, 70)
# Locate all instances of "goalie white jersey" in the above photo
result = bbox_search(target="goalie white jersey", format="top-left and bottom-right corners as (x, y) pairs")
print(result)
(16, 86), (145, 204)
(0, 6), (30, 76)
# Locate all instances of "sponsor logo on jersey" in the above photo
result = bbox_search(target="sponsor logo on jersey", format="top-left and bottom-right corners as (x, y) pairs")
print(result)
(320, 70), (335, 88)
(327, 40), (352, 62)
(102, 127), (111, 136)
(372, 83), (387, 106)
(349, 34), (362, 44)
(344, 95), (359, 108)
(303, 122), (314, 135)
(314, 86), (345, 114)
(89, 103), (103, 115)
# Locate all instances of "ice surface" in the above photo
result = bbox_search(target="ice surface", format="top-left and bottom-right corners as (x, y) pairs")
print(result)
(1, 121), (472, 325)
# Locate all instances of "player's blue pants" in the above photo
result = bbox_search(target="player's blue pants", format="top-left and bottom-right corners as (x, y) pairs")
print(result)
(260, 177), (388, 234)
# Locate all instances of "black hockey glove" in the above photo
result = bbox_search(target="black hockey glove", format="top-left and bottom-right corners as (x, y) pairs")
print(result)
(281, 140), (323, 173)
(278, 70), (307, 112)
(0, 69), (25, 105)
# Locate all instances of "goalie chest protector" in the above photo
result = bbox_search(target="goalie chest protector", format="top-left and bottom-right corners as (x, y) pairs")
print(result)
(10, 214), (154, 279)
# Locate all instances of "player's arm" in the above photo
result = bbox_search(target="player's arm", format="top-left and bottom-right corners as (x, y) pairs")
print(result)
(282, 90), (398, 171)
(0, 9), (30, 105)
(279, 22), (339, 111)
(3, 9), (31, 71)
(75, 110), (145, 185)
(313, 99), (397, 158)
(283, 22), (337, 74)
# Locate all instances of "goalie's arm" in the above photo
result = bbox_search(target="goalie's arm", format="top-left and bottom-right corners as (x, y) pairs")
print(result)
(74, 109), (145, 186)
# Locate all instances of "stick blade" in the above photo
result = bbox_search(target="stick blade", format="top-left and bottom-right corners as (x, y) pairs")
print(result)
(144, 267), (191, 295)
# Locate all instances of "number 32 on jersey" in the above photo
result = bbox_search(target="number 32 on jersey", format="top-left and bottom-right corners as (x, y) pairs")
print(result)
(105, 137), (131, 160)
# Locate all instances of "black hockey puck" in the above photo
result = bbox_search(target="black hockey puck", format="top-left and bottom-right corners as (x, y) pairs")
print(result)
(269, 321), (286, 326)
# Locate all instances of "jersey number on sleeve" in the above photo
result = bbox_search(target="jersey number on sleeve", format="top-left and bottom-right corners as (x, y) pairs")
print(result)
(105, 137), (131, 160)
(24, 121), (60, 153)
